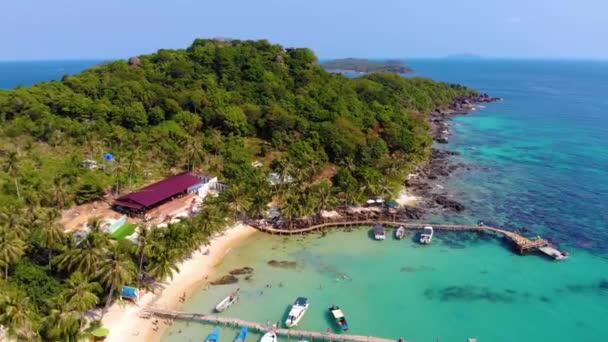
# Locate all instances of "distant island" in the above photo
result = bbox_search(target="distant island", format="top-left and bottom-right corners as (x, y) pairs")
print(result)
(321, 58), (413, 74)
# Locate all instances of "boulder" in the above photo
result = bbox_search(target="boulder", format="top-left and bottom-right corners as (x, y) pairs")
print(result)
(211, 274), (238, 285)
(128, 56), (141, 67)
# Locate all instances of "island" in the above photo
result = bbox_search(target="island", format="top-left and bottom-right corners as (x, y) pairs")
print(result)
(0, 38), (496, 341)
(321, 58), (413, 74)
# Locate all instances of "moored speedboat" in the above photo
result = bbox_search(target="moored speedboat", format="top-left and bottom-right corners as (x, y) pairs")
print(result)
(215, 288), (240, 312)
(206, 328), (220, 342)
(419, 226), (433, 244)
(234, 327), (248, 342)
(373, 224), (385, 240)
(260, 332), (278, 342)
(395, 226), (406, 240)
(329, 305), (349, 331)
(285, 297), (309, 328)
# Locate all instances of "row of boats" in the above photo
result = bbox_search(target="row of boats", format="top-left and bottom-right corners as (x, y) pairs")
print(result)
(207, 327), (279, 342)
(373, 224), (434, 244)
(209, 296), (349, 342)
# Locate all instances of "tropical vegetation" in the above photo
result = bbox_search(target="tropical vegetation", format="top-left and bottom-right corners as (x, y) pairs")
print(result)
(0, 38), (476, 340)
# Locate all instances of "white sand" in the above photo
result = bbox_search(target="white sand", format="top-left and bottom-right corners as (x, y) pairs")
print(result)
(101, 223), (257, 342)
(395, 187), (420, 207)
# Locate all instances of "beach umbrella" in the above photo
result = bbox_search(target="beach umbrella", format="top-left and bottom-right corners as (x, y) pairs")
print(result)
(366, 199), (375, 204)
(103, 153), (114, 161)
(91, 327), (110, 338)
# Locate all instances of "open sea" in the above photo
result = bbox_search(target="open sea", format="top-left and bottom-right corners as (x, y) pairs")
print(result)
(1, 59), (607, 342)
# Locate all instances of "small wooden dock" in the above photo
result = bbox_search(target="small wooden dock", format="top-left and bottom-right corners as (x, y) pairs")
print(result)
(143, 307), (397, 342)
(250, 219), (568, 258)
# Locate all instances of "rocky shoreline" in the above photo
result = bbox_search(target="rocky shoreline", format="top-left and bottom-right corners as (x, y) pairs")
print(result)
(399, 93), (500, 218)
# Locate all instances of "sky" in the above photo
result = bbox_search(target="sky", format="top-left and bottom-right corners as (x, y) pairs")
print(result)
(1, 0), (607, 60)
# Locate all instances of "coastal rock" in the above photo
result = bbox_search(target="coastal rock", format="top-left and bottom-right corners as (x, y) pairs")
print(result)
(436, 136), (449, 144)
(267, 260), (298, 269)
(396, 206), (426, 220)
(210, 274), (239, 285)
(433, 195), (465, 212)
(229, 267), (254, 275)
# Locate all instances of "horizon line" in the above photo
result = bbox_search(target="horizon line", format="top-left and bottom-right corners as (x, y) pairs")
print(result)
(1, 56), (608, 63)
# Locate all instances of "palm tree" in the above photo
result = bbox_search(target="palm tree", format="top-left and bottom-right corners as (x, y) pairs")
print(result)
(60, 271), (101, 330)
(147, 248), (180, 282)
(0, 227), (26, 280)
(43, 299), (80, 342)
(51, 175), (69, 210)
(39, 211), (65, 270)
(0, 295), (36, 340)
(62, 272), (102, 312)
(224, 183), (252, 220)
(98, 245), (136, 315)
(137, 225), (152, 279)
(248, 194), (269, 219)
(0, 208), (28, 240)
(312, 181), (338, 212)
(339, 156), (357, 173)
(126, 151), (141, 191)
(84, 137), (102, 160)
(112, 159), (125, 195)
(185, 139), (205, 171)
(376, 178), (394, 200)
(56, 219), (108, 279)
(3, 151), (22, 200)
(280, 194), (300, 229)
(22, 196), (42, 227)
(196, 205), (226, 235)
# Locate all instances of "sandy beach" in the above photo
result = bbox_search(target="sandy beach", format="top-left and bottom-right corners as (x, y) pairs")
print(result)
(101, 223), (257, 342)
(395, 187), (420, 207)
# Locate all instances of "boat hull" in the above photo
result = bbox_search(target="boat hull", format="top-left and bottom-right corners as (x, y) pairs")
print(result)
(329, 306), (349, 331)
(206, 328), (220, 342)
(260, 332), (278, 342)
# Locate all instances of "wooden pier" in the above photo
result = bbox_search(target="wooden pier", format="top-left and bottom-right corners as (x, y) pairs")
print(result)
(142, 307), (397, 342)
(249, 219), (567, 258)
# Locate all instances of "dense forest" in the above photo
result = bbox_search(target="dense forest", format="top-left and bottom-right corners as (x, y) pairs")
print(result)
(321, 58), (413, 73)
(0, 38), (475, 340)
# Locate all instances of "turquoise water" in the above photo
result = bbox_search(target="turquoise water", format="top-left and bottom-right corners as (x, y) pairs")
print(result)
(3, 59), (608, 341)
(164, 230), (608, 342)
(407, 60), (608, 253)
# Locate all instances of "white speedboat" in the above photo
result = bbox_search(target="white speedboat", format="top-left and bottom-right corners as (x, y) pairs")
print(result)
(285, 297), (309, 328)
(215, 288), (239, 312)
(420, 226), (433, 244)
(373, 224), (385, 240)
(395, 226), (406, 240)
(260, 332), (278, 342)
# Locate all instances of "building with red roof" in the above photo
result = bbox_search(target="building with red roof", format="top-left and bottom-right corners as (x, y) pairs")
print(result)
(112, 172), (216, 215)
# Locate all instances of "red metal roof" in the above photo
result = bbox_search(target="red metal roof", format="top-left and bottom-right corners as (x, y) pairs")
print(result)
(113, 172), (203, 209)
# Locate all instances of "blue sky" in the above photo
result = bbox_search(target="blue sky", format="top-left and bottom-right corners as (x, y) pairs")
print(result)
(1, 0), (606, 60)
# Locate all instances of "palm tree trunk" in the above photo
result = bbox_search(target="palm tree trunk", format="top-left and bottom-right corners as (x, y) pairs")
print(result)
(48, 248), (53, 271)
(138, 247), (145, 279)
(102, 283), (115, 317)
(4, 264), (8, 280)
(14, 177), (20, 199)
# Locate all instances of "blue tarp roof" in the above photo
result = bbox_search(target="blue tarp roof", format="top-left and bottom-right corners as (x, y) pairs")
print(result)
(121, 286), (139, 298)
